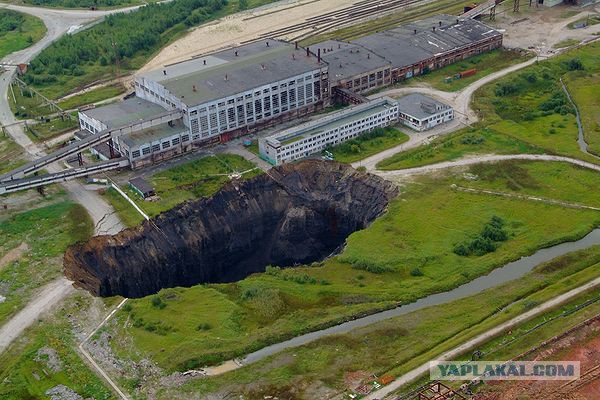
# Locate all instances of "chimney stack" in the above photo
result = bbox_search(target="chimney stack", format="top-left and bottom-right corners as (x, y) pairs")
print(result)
(318, 48), (321, 63)
(367, 53), (370, 59)
(414, 29), (417, 34)
(235, 51), (238, 56)
(266, 41), (269, 47)
(306, 47), (310, 57)
(439, 21), (442, 26)
(224, 74), (228, 81)
(203, 59), (206, 65)
(295, 41), (298, 50)
(163, 70), (167, 76)
(433, 26), (436, 32)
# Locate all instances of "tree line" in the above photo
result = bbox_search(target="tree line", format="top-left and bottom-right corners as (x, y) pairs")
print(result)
(24, 0), (228, 88)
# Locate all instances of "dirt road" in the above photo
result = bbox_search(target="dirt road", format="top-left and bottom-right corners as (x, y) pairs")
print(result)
(0, 277), (73, 354)
(365, 276), (600, 400)
(373, 154), (600, 178)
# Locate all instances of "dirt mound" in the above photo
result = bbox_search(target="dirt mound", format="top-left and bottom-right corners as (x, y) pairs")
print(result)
(64, 160), (398, 298)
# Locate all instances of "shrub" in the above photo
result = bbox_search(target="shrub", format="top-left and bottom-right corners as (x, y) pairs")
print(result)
(410, 268), (424, 277)
(494, 82), (521, 97)
(351, 260), (394, 274)
(453, 216), (508, 257)
(197, 323), (212, 331)
(150, 295), (166, 309)
(566, 58), (584, 71)
(121, 303), (133, 312)
(460, 135), (485, 145)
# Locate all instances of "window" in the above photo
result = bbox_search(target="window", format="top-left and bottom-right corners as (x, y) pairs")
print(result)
(172, 137), (180, 146)
(152, 144), (160, 152)
(182, 134), (190, 142)
(132, 150), (140, 158)
(142, 147), (151, 155)
(162, 141), (170, 149)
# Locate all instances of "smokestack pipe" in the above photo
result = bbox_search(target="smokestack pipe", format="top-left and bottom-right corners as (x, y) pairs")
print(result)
(295, 41), (298, 50)
(318, 48), (321, 63)
(306, 47), (310, 57)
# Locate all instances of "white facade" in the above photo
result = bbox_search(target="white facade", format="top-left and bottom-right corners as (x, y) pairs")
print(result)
(260, 97), (399, 165)
(397, 94), (454, 132)
(135, 70), (326, 143)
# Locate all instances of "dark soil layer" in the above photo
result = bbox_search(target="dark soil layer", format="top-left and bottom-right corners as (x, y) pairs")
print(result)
(64, 160), (398, 298)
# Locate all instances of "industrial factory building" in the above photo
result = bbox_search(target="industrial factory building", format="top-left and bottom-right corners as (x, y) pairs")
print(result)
(349, 14), (503, 82)
(76, 14), (501, 169)
(259, 97), (398, 165)
(397, 94), (454, 131)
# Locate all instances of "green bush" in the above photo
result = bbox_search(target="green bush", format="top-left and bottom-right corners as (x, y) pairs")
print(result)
(197, 323), (212, 331)
(410, 268), (424, 277)
(453, 216), (509, 257)
(150, 295), (166, 309)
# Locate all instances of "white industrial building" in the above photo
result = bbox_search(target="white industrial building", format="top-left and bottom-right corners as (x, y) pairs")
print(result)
(397, 93), (454, 131)
(259, 97), (398, 165)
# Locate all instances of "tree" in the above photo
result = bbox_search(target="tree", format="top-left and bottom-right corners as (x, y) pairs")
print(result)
(238, 0), (248, 10)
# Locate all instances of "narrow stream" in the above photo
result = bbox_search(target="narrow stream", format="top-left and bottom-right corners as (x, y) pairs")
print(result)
(242, 228), (600, 364)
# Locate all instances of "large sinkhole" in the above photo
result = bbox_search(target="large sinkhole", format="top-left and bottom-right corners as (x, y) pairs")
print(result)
(63, 160), (398, 298)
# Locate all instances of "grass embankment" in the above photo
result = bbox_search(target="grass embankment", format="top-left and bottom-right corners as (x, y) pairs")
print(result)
(26, 115), (79, 141)
(0, 202), (93, 325)
(0, 10), (46, 59)
(553, 38), (580, 49)
(406, 48), (533, 92)
(109, 160), (600, 373)
(378, 41), (600, 170)
(154, 245), (600, 399)
(57, 83), (127, 110)
(24, 0), (277, 100)
(0, 293), (116, 400)
(0, 134), (26, 175)
(17, 0), (150, 9)
(103, 154), (260, 227)
(564, 72), (600, 156)
(328, 126), (409, 163)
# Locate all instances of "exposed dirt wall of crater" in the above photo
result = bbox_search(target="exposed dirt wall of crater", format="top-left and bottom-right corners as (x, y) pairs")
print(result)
(64, 160), (398, 298)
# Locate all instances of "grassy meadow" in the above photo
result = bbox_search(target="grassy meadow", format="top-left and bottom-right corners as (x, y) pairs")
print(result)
(108, 160), (600, 373)
(150, 245), (600, 398)
(0, 201), (93, 325)
(104, 154), (261, 227)
(0, 10), (46, 59)
(407, 48), (533, 92)
(328, 126), (409, 163)
(378, 41), (600, 170)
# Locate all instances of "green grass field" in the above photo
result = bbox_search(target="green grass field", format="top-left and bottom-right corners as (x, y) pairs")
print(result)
(108, 160), (600, 373)
(0, 293), (115, 400)
(27, 116), (78, 141)
(564, 72), (600, 156)
(0, 202), (93, 326)
(57, 83), (127, 110)
(8, 83), (58, 120)
(378, 41), (600, 170)
(0, 10), (46, 59)
(0, 134), (26, 175)
(104, 154), (261, 227)
(152, 245), (600, 398)
(328, 126), (409, 163)
(406, 48), (533, 92)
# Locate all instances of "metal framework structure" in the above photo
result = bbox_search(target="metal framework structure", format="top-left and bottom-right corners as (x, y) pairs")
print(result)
(417, 381), (467, 400)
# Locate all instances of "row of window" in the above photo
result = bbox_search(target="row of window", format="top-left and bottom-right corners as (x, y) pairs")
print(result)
(127, 133), (191, 159)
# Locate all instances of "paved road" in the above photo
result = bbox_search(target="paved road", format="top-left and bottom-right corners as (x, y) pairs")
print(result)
(374, 154), (600, 178)
(366, 276), (600, 400)
(0, 5), (125, 355)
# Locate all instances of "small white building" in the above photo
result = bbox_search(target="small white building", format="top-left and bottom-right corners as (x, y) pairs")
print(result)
(397, 93), (453, 132)
(259, 97), (399, 165)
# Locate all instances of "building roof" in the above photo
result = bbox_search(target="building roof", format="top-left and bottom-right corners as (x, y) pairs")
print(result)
(352, 14), (501, 69)
(311, 40), (390, 84)
(265, 97), (397, 147)
(129, 177), (154, 195)
(120, 119), (187, 148)
(81, 97), (167, 129)
(138, 40), (326, 107)
(397, 93), (451, 120)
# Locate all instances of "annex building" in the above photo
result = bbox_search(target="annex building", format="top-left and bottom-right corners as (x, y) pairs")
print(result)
(397, 94), (454, 131)
(259, 97), (398, 165)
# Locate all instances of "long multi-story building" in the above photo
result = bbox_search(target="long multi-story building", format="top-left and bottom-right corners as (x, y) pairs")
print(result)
(259, 97), (398, 165)
(134, 40), (329, 143)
